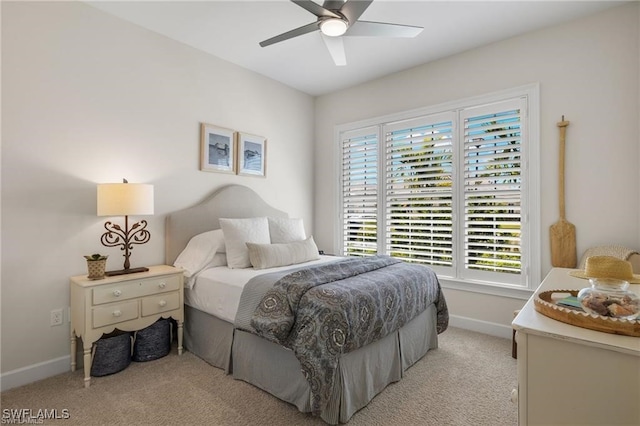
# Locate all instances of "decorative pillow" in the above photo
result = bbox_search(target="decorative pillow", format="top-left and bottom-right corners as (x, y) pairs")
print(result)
(268, 217), (306, 243)
(247, 236), (320, 270)
(220, 217), (271, 269)
(173, 229), (225, 281)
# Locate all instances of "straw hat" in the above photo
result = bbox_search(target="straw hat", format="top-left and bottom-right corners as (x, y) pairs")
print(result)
(569, 255), (640, 284)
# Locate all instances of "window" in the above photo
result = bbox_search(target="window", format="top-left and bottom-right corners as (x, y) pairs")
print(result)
(338, 85), (539, 294)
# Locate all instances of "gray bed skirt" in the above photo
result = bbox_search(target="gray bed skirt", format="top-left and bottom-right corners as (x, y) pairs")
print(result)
(183, 303), (439, 424)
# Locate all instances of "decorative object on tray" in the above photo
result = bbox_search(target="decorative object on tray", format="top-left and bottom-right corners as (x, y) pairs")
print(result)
(534, 256), (640, 336)
(569, 255), (640, 283)
(237, 132), (266, 177)
(97, 179), (154, 276)
(84, 253), (108, 280)
(200, 123), (237, 174)
(534, 290), (640, 337)
(578, 278), (639, 321)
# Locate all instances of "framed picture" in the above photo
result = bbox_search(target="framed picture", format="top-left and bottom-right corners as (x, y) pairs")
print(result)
(238, 132), (267, 177)
(200, 123), (236, 174)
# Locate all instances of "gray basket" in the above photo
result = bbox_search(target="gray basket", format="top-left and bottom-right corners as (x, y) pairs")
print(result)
(91, 332), (132, 377)
(132, 319), (171, 362)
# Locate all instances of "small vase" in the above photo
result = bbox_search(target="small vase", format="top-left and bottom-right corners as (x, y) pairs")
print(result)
(87, 259), (107, 280)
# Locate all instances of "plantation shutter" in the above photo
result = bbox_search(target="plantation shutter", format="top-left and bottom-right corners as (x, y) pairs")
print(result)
(337, 86), (537, 291)
(341, 127), (379, 257)
(384, 113), (454, 274)
(460, 98), (526, 283)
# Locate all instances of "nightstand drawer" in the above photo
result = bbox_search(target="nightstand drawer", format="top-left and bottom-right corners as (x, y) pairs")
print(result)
(138, 275), (181, 295)
(92, 300), (139, 328)
(141, 292), (180, 317)
(92, 275), (181, 305)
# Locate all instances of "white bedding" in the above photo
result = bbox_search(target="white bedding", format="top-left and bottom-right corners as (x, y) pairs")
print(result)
(184, 255), (340, 322)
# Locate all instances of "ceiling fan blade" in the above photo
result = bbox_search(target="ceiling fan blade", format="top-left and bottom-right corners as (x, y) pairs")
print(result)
(346, 21), (423, 38)
(322, 1), (348, 11)
(292, 0), (341, 19)
(321, 34), (347, 66)
(259, 21), (320, 47)
(339, 0), (373, 24)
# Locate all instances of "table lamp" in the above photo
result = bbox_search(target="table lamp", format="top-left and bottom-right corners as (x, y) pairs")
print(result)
(97, 179), (154, 276)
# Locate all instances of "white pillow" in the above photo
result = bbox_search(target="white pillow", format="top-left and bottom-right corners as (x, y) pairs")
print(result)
(183, 252), (227, 290)
(268, 217), (306, 243)
(174, 229), (225, 280)
(247, 236), (320, 270)
(209, 252), (227, 267)
(220, 217), (271, 269)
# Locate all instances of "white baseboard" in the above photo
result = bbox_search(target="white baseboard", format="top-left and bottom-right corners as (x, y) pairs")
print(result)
(1, 355), (70, 392)
(448, 314), (513, 340)
(1, 316), (511, 392)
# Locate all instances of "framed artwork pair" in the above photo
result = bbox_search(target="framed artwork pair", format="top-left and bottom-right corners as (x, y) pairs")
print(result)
(200, 123), (266, 177)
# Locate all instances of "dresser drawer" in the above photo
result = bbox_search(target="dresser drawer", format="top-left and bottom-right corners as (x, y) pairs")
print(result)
(92, 274), (181, 305)
(92, 300), (139, 328)
(141, 292), (180, 317)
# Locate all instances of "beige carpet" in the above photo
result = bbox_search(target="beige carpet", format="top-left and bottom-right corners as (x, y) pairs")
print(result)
(1, 327), (517, 425)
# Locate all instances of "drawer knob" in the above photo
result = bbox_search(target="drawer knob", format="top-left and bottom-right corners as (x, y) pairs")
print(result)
(113, 289), (122, 297)
(159, 282), (166, 289)
(112, 310), (122, 317)
(159, 300), (167, 307)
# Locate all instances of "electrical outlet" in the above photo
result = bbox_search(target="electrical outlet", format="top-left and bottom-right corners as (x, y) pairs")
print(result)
(50, 309), (63, 326)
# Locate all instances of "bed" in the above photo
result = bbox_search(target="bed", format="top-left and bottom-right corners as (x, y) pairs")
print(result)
(165, 184), (448, 424)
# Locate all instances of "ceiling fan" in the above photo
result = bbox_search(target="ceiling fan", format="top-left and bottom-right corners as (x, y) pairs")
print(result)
(259, 0), (423, 66)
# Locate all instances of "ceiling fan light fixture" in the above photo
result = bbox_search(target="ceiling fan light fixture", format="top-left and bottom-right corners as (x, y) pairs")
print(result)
(320, 18), (348, 37)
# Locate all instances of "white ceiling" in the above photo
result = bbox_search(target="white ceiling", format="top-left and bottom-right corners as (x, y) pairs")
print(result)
(87, 0), (625, 96)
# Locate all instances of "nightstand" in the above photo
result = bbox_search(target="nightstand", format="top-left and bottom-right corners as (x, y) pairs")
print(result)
(70, 265), (184, 388)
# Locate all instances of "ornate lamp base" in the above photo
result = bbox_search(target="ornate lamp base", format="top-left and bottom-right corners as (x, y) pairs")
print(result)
(101, 215), (151, 278)
(105, 267), (150, 277)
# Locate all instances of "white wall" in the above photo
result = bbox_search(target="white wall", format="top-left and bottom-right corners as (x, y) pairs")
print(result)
(1, 1), (315, 380)
(314, 3), (640, 334)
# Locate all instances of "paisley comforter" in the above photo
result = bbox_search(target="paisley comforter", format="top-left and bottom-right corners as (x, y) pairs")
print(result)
(237, 255), (448, 415)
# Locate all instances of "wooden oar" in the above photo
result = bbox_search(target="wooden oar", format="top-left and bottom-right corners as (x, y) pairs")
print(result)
(550, 116), (577, 267)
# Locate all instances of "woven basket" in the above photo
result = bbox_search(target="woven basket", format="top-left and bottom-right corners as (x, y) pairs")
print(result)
(133, 319), (171, 362)
(91, 332), (132, 377)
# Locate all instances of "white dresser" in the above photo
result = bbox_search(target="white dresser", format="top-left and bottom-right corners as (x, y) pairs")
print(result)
(70, 265), (184, 387)
(512, 268), (640, 425)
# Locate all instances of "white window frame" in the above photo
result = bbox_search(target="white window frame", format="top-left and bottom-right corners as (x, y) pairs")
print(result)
(335, 84), (540, 299)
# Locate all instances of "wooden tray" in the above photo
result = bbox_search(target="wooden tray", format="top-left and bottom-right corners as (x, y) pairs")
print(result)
(534, 290), (640, 337)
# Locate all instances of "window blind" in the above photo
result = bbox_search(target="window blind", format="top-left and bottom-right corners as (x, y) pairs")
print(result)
(384, 114), (454, 269)
(461, 99), (524, 277)
(341, 128), (378, 257)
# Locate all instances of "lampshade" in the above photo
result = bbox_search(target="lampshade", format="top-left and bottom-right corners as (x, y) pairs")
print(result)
(97, 183), (154, 216)
(320, 18), (348, 37)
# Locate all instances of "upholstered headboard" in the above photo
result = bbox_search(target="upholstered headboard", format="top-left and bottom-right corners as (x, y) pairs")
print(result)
(165, 185), (288, 265)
